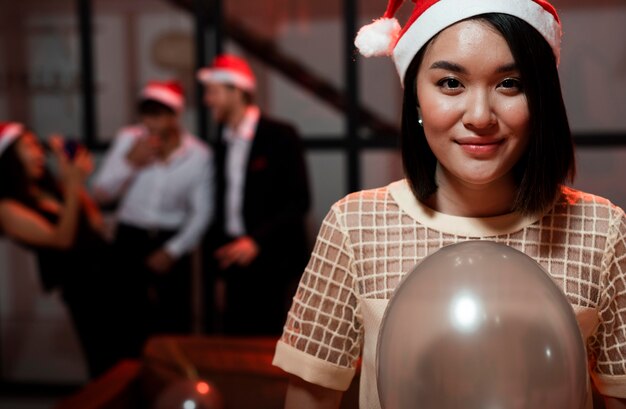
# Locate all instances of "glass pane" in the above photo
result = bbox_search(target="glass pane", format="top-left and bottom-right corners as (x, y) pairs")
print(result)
(27, 14), (82, 138)
(361, 149), (404, 191)
(225, 1), (344, 138)
(0, 1), (83, 138)
(307, 152), (346, 235)
(94, 0), (196, 143)
(357, 0), (411, 139)
(92, 12), (128, 143)
(358, 55), (401, 139)
(555, 1), (626, 133)
(573, 147), (626, 209)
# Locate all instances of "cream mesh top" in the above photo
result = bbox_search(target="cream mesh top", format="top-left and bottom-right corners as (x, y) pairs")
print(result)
(273, 179), (626, 408)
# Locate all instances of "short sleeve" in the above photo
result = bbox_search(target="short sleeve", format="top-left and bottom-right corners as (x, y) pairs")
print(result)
(273, 204), (363, 391)
(589, 210), (626, 397)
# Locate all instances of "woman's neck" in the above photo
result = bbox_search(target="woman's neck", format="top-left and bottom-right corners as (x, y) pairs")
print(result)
(424, 166), (518, 218)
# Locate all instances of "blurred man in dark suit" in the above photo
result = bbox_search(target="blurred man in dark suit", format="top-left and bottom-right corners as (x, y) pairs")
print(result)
(198, 54), (311, 335)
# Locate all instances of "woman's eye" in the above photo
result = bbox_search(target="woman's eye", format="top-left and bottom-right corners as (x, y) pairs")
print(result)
(438, 78), (462, 89)
(499, 78), (523, 90)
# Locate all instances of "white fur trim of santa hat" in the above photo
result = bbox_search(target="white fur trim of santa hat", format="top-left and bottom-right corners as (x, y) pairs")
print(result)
(140, 83), (185, 112)
(197, 68), (257, 93)
(0, 122), (24, 157)
(355, 0), (562, 88)
(392, 0), (561, 86)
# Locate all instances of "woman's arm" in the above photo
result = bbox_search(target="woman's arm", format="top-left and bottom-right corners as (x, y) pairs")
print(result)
(0, 141), (90, 249)
(0, 182), (81, 249)
(284, 376), (343, 409)
(68, 141), (104, 235)
(79, 188), (105, 235)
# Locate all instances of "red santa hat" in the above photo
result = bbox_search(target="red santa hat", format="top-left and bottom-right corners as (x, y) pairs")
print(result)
(0, 122), (24, 157)
(355, 0), (562, 86)
(197, 54), (256, 93)
(140, 80), (185, 113)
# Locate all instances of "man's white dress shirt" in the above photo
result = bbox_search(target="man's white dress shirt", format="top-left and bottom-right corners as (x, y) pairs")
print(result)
(93, 125), (213, 258)
(223, 106), (260, 237)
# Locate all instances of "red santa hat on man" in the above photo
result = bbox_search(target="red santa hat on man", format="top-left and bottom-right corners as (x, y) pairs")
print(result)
(355, 0), (562, 86)
(197, 54), (256, 93)
(0, 122), (24, 158)
(140, 80), (185, 113)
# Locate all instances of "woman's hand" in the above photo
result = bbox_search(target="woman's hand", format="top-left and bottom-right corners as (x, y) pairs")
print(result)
(48, 134), (93, 188)
(71, 147), (95, 180)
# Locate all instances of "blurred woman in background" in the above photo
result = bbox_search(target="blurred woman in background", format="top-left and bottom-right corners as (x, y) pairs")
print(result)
(0, 122), (122, 378)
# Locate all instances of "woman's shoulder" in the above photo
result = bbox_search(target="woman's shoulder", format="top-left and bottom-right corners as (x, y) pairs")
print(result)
(317, 183), (401, 234)
(557, 186), (622, 211)
(552, 185), (625, 223)
(0, 197), (25, 211)
(0, 197), (55, 222)
(332, 181), (399, 211)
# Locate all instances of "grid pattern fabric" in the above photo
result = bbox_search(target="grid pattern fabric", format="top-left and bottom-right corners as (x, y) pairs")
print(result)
(278, 180), (626, 391)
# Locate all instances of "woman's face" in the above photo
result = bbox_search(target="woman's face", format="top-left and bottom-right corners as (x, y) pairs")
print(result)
(416, 19), (530, 190)
(16, 131), (46, 180)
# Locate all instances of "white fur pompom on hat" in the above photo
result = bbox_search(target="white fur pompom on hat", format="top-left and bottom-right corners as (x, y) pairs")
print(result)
(354, 17), (401, 57)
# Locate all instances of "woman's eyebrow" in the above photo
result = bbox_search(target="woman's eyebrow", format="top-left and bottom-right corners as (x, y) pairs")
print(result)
(495, 62), (518, 73)
(430, 60), (466, 73)
(429, 60), (519, 74)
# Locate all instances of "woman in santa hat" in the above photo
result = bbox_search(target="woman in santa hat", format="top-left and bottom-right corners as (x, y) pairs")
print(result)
(0, 124), (122, 378)
(272, 0), (626, 408)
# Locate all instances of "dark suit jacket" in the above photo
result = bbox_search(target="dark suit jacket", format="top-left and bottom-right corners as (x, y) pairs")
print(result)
(209, 115), (311, 279)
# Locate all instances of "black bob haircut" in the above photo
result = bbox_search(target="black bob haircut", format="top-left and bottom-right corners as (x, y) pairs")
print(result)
(137, 98), (176, 116)
(401, 13), (575, 215)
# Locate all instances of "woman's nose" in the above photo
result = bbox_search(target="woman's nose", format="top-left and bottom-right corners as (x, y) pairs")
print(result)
(462, 90), (497, 131)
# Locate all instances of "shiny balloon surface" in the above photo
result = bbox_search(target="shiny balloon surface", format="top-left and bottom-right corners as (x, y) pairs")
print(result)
(153, 379), (224, 409)
(377, 241), (588, 409)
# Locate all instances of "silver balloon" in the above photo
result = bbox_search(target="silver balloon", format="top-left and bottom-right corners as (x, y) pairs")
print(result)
(153, 379), (224, 409)
(377, 241), (588, 409)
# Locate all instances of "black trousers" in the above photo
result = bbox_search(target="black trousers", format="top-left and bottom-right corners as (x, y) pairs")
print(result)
(113, 223), (192, 357)
(61, 255), (125, 378)
(221, 263), (288, 336)
(63, 289), (124, 378)
(204, 232), (294, 336)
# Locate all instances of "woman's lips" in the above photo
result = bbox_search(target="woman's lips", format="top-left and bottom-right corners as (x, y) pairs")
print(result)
(456, 138), (503, 156)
